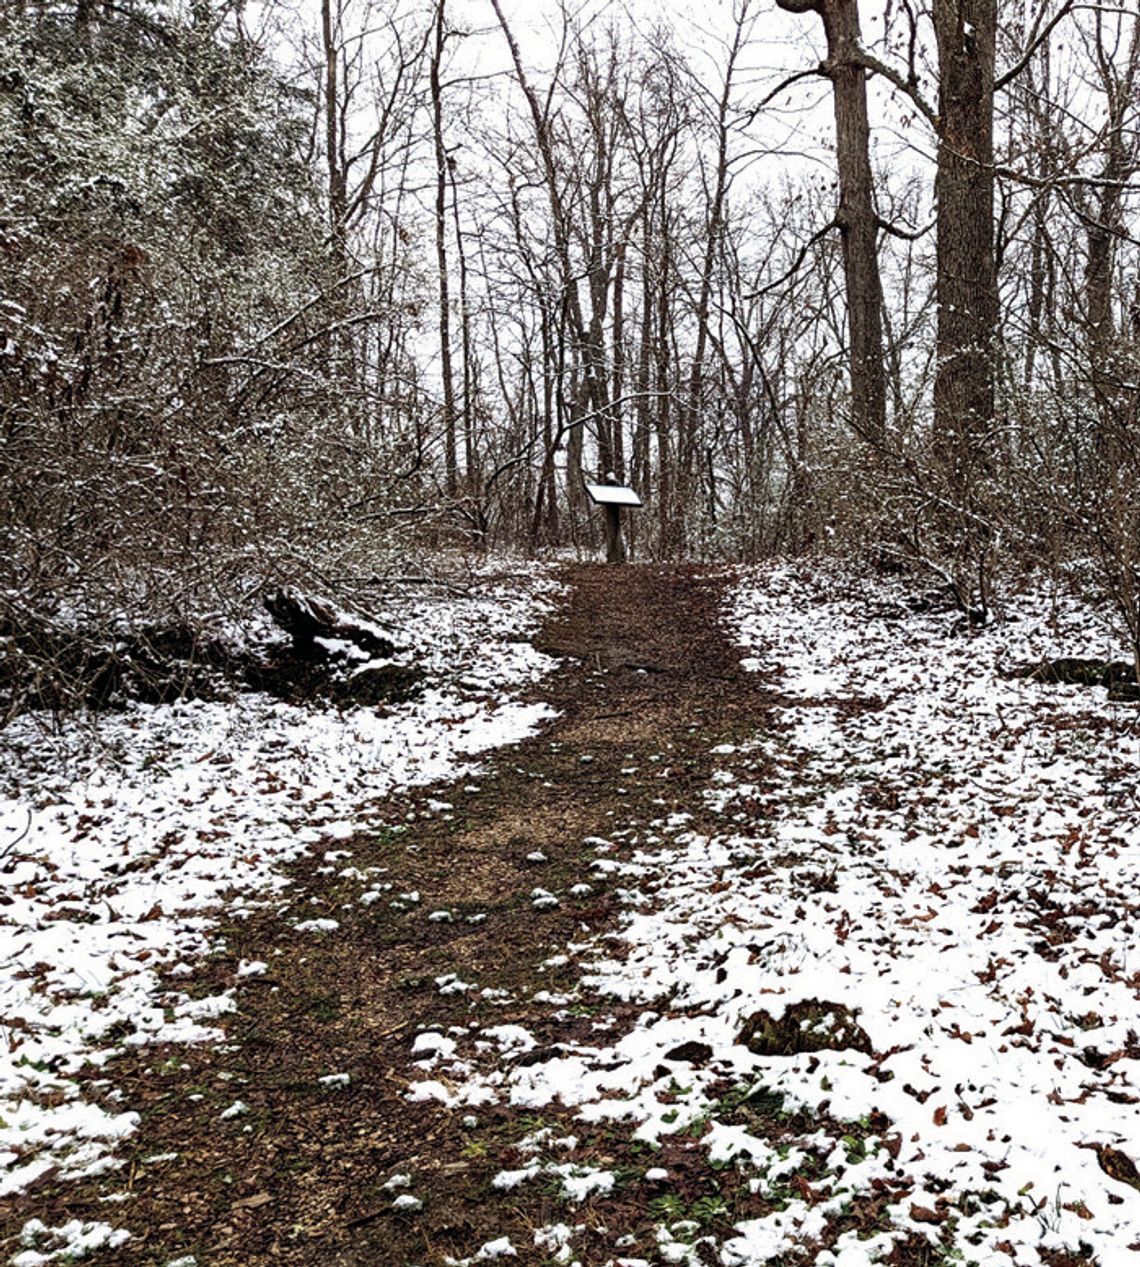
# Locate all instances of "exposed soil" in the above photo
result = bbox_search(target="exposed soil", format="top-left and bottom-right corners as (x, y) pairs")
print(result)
(1, 564), (798, 1265)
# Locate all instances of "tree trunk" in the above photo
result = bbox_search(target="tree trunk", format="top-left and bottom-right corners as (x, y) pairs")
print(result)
(448, 151), (476, 494)
(321, 0), (347, 247)
(776, 0), (886, 445)
(611, 238), (628, 481)
(490, 1), (594, 532)
(932, 0), (997, 473)
(430, 0), (458, 498)
(682, 8), (747, 513)
(1083, 15), (1140, 440)
(604, 505), (625, 563)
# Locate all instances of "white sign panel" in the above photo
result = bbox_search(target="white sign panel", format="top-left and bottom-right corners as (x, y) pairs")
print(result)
(584, 482), (642, 508)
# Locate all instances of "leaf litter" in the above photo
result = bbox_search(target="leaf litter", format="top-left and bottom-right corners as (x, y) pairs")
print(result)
(397, 562), (1140, 1267)
(5, 560), (1140, 1267)
(0, 565), (560, 1254)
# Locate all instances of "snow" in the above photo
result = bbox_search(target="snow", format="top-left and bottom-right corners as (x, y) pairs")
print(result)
(482, 1024), (537, 1054)
(0, 565), (560, 1203)
(11, 1218), (130, 1266)
(474, 1235), (517, 1259)
(412, 1031), (457, 1062)
(492, 1165), (541, 1189)
(14, 556), (1140, 1262)
(397, 562), (1140, 1265)
(551, 1163), (615, 1202)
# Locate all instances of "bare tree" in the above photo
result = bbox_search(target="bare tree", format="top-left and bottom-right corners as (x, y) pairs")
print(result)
(932, 0), (998, 474)
(430, 0), (458, 496)
(774, 0), (887, 444)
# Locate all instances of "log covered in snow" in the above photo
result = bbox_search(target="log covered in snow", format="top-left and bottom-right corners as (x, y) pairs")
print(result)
(263, 587), (396, 659)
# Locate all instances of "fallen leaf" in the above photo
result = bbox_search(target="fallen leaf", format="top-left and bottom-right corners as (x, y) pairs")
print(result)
(234, 1192), (273, 1210)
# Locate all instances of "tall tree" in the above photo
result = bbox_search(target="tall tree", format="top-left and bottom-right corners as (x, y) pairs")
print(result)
(1080, 12), (1140, 417)
(430, 0), (459, 496)
(489, 0), (601, 531)
(679, 0), (755, 550)
(774, 0), (887, 444)
(932, 0), (998, 471)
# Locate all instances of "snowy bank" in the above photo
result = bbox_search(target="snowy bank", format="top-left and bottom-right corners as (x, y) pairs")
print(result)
(0, 565), (560, 1200)
(403, 563), (1140, 1266)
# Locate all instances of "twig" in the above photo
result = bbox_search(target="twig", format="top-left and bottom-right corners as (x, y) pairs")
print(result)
(0, 810), (32, 869)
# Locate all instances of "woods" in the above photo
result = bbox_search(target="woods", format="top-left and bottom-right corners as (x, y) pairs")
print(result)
(3, 0), (1140, 708)
(9, 6), (1140, 1262)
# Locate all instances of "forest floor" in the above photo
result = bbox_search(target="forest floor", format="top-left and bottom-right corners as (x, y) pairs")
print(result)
(4, 561), (1140, 1267)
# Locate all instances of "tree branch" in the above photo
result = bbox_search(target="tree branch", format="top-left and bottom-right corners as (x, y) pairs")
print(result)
(747, 218), (838, 299)
(877, 215), (934, 241)
(850, 43), (938, 130)
(995, 1), (1076, 93)
(748, 65), (827, 118)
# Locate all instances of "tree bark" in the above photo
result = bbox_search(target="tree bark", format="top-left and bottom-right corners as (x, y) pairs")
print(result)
(430, 0), (458, 497)
(447, 151), (476, 494)
(604, 505), (625, 563)
(932, 0), (997, 472)
(321, 0), (347, 247)
(611, 238), (627, 481)
(1083, 14), (1140, 439)
(775, 0), (886, 444)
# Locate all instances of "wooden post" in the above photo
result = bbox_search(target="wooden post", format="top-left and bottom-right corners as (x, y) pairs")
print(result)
(604, 504), (625, 564)
(584, 477), (641, 563)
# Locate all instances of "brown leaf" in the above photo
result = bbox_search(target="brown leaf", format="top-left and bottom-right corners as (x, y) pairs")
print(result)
(792, 1173), (819, 1204)
(932, 1105), (948, 1126)
(234, 1192), (273, 1210)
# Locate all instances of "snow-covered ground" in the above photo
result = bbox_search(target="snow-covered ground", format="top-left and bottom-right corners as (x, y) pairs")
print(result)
(405, 564), (1140, 1266)
(0, 566), (560, 1221)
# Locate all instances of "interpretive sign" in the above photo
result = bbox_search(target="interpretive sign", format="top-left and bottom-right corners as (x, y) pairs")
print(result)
(584, 477), (642, 563)
(584, 482), (643, 508)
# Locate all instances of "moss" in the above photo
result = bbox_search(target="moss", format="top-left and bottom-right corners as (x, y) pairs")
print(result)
(737, 999), (873, 1057)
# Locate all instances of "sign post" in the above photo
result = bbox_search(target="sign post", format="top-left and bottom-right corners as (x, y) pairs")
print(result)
(584, 475), (643, 564)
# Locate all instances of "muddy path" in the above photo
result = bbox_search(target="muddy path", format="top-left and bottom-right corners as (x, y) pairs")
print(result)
(3, 564), (778, 1266)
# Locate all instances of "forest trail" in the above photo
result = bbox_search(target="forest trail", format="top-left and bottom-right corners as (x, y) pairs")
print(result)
(11, 563), (1140, 1267)
(5, 564), (777, 1266)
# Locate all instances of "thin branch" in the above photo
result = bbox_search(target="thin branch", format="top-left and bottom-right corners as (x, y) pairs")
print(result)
(877, 215), (934, 241)
(747, 65), (826, 118)
(851, 44), (938, 130)
(747, 218), (838, 299)
(995, 1), (1076, 92)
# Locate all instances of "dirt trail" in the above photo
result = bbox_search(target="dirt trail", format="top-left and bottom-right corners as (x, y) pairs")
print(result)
(3, 564), (776, 1266)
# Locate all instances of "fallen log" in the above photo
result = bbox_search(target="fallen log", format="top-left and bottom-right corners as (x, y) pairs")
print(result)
(263, 587), (396, 659)
(1016, 657), (1140, 701)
